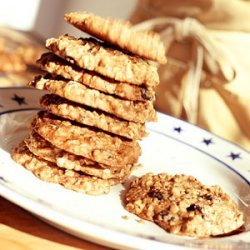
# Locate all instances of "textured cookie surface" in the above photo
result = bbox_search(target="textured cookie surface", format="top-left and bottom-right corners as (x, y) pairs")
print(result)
(125, 173), (244, 237)
(64, 12), (167, 64)
(45, 35), (159, 87)
(40, 94), (148, 140)
(12, 142), (110, 195)
(29, 75), (157, 123)
(25, 131), (134, 181)
(38, 53), (155, 102)
(31, 111), (141, 167)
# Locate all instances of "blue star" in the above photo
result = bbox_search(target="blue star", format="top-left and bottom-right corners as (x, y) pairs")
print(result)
(173, 126), (183, 133)
(228, 152), (241, 160)
(202, 138), (213, 146)
(11, 94), (27, 105)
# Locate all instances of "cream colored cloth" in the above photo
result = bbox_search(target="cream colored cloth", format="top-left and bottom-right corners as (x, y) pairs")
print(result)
(130, 1), (250, 150)
(131, 0), (250, 32)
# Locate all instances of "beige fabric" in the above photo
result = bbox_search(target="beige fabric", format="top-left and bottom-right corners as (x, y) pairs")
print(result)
(131, 0), (250, 32)
(130, 1), (250, 150)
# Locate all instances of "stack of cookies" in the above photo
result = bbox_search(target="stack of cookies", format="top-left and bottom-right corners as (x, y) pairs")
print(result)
(12, 12), (166, 195)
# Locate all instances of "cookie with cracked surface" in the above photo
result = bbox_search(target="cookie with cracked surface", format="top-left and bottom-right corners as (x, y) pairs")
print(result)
(37, 53), (155, 102)
(29, 75), (157, 123)
(25, 131), (134, 181)
(45, 35), (159, 87)
(12, 142), (110, 195)
(31, 111), (141, 167)
(64, 12), (167, 64)
(40, 94), (148, 140)
(125, 173), (244, 237)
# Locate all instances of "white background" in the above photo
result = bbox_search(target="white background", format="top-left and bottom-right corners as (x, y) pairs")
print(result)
(0, 0), (138, 39)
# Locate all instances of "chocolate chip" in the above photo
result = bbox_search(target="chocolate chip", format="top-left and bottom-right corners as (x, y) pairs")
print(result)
(141, 88), (151, 100)
(167, 216), (175, 222)
(148, 187), (163, 200)
(159, 210), (169, 216)
(202, 194), (213, 200)
(186, 204), (202, 212)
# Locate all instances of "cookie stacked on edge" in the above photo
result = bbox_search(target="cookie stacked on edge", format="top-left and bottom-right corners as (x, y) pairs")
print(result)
(12, 12), (166, 195)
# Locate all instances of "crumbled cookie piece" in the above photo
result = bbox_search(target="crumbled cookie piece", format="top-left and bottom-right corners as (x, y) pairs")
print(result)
(40, 94), (148, 140)
(31, 111), (141, 167)
(122, 215), (130, 220)
(125, 173), (244, 237)
(64, 12), (167, 64)
(12, 142), (111, 195)
(29, 75), (157, 123)
(25, 131), (134, 181)
(37, 53), (155, 102)
(46, 35), (159, 87)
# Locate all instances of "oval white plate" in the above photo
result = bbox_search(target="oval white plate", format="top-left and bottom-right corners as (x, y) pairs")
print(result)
(0, 87), (249, 250)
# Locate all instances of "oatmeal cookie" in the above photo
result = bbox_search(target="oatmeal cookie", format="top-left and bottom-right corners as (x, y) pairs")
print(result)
(45, 35), (159, 87)
(25, 131), (134, 181)
(29, 75), (157, 123)
(40, 94), (147, 140)
(31, 111), (141, 167)
(12, 142), (111, 195)
(37, 53), (155, 102)
(125, 173), (244, 237)
(64, 12), (167, 64)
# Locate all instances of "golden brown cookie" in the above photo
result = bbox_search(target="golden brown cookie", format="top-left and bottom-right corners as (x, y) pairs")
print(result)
(31, 111), (141, 167)
(29, 75), (157, 123)
(125, 173), (244, 237)
(12, 142), (111, 195)
(45, 35), (159, 87)
(64, 12), (167, 64)
(37, 53), (155, 102)
(40, 94), (148, 140)
(25, 130), (95, 167)
(25, 131), (134, 181)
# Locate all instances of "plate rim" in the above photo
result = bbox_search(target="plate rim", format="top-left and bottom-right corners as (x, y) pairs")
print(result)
(0, 87), (249, 249)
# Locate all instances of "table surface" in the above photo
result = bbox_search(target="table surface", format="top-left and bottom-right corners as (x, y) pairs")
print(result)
(0, 196), (111, 250)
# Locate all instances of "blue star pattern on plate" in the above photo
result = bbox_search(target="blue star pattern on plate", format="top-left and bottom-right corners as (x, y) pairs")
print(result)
(228, 152), (241, 160)
(202, 138), (213, 146)
(173, 126), (183, 133)
(11, 94), (27, 105)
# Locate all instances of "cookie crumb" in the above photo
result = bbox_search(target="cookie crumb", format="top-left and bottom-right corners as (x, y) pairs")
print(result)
(122, 215), (130, 220)
(136, 219), (145, 224)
